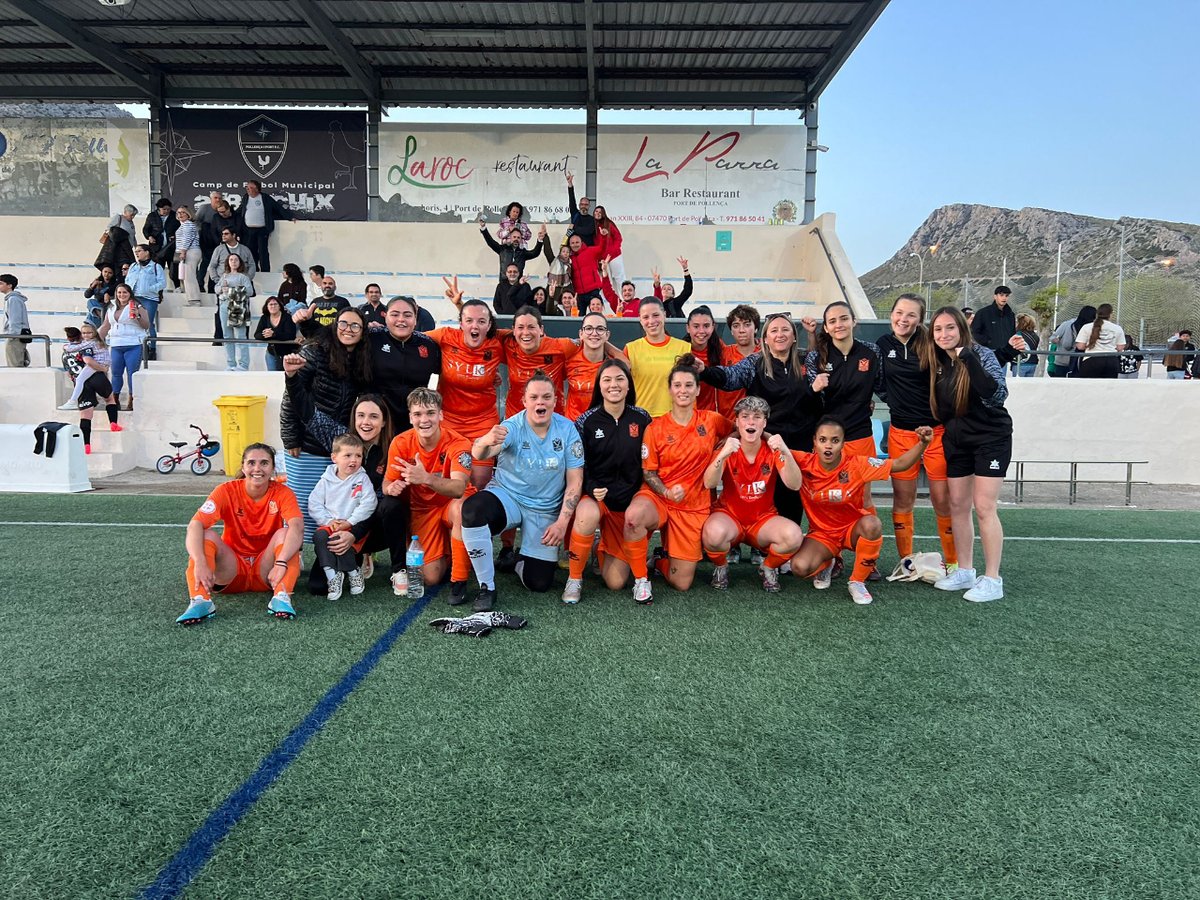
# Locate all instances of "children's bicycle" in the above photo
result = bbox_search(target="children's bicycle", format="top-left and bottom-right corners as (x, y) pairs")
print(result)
(156, 424), (221, 475)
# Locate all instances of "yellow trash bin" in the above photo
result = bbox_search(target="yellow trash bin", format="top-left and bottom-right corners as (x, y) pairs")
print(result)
(212, 395), (268, 475)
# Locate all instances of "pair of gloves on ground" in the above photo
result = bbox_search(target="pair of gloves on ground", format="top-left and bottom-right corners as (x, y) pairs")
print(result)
(429, 611), (528, 637)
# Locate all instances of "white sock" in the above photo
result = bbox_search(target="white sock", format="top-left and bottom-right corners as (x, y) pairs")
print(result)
(324, 566), (338, 581)
(462, 524), (496, 589)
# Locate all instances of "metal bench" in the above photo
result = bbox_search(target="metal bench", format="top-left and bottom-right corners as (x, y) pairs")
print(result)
(1011, 460), (1148, 506)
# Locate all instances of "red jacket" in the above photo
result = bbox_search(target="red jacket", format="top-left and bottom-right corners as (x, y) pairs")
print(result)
(570, 240), (607, 294)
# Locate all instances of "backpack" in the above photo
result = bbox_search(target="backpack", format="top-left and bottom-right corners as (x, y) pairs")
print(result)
(225, 284), (250, 327)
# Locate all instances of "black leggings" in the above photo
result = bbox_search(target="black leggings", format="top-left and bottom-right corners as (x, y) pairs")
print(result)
(461, 491), (558, 592)
(376, 494), (411, 573)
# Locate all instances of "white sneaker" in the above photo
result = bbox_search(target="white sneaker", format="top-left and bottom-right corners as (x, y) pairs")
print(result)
(813, 559), (834, 590)
(934, 567), (977, 592)
(964, 575), (1004, 603)
(348, 570), (365, 595)
(327, 571), (345, 601)
(632, 577), (653, 605)
(848, 581), (873, 605)
(561, 578), (583, 605)
(57, 401), (79, 411)
(779, 560), (792, 576)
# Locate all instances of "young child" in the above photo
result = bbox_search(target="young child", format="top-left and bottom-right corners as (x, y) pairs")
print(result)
(307, 433), (379, 600)
(58, 325), (108, 410)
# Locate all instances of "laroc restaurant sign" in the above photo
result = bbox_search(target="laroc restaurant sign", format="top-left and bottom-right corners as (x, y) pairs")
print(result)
(159, 108), (367, 220)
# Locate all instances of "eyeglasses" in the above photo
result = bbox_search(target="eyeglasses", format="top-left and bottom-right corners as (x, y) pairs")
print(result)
(337, 321), (363, 332)
(581, 325), (608, 334)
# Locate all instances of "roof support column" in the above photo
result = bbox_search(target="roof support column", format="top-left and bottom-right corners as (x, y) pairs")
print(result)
(367, 103), (381, 222)
(149, 103), (163, 203)
(803, 99), (819, 225)
(585, 103), (598, 202)
(583, 0), (599, 201)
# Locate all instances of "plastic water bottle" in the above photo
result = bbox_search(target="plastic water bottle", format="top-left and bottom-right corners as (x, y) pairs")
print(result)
(406, 535), (425, 599)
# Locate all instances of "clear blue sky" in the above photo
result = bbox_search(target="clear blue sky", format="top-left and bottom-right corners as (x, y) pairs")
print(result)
(127, 1), (1198, 272)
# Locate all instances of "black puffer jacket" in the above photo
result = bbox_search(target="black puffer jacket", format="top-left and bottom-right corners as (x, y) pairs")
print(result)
(281, 339), (368, 456)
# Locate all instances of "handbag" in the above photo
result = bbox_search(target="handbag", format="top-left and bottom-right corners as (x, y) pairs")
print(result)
(19, 327), (33, 345)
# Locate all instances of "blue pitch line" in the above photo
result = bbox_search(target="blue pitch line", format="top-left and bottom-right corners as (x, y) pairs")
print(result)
(137, 590), (436, 900)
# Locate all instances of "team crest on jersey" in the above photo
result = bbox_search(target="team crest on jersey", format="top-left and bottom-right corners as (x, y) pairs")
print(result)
(697, 425), (708, 437)
(594, 428), (605, 439)
(418, 346), (429, 358)
(629, 423), (639, 438)
(666, 435), (676, 444)
(858, 358), (870, 372)
(838, 471), (850, 484)
(483, 350), (493, 361)
(268, 500), (279, 514)
(458, 452), (472, 469)
(760, 463), (770, 475)
(552, 438), (563, 451)
(438, 452), (446, 464)
(200, 499), (216, 514)
(350, 484), (362, 499)
(543, 354), (554, 364)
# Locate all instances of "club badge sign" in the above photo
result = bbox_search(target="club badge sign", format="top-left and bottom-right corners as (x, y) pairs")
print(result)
(237, 114), (287, 180)
(161, 108), (367, 221)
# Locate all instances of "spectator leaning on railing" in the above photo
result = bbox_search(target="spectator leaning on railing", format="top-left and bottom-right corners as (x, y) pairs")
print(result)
(2, 274), (31, 368)
(1164, 330), (1195, 380)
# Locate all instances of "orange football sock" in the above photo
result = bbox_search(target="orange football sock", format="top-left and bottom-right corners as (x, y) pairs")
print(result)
(936, 515), (957, 566)
(272, 544), (300, 593)
(705, 549), (727, 567)
(764, 548), (791, 570)
(851, 535), (883, 583)
(655, 554), (671, 578)
(450, 535), (470, 583)
(568, 530), (594, 580)
(185, 540), (220, 601)
(625, 535), (649, 579)
(893, 511), (914, 558)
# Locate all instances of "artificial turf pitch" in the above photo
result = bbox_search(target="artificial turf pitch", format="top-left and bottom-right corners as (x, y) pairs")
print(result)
(1, 494), (1197, 899)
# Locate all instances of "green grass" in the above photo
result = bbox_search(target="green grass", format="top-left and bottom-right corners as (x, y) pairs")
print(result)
(1, 495), (1198, 899)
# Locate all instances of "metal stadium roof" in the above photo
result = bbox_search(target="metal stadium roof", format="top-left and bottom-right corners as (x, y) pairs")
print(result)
(0, 0), (890, 109)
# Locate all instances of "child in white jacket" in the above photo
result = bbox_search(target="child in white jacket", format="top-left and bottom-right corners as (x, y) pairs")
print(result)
(308, 433), (378, 600)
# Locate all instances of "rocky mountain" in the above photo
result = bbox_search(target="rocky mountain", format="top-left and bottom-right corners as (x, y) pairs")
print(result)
(860, 204), (1200, 341)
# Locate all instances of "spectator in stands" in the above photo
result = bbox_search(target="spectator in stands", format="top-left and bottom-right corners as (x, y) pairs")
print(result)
(207, 227), (256, 292)
(193, 192), (223, 290)
(240, 179), (292, 272)
(216, 254), (254, 371)
(143, 198), (179, 289)
(95, 207), (136, 275)
(293, 276), (349, 340)
(1047, 306), (1095, 377)
(84, 265), (119, 328)
(254, 296), (299, 371)
(1014, 313), (1040, 377)
(126, 244), (166, 357)
(565, 172), (595, 245)
(593, 205), (625, 286)
(1164, 329), (1194, 380)
(277, 263), (309, 316)
(399, 295), (437, 333)
(2, 274), (31, 368)
(544, 242), (573, 312)
(653, 258), (693, 318)
(208, 199), (243, 251)
(493, 264), (534, 315)
(98, 283), (149, 410)
(173, 207), (202, 306)
(497, 202), (531, 248)
(925, 306), (1013, 603)
(307, 264), (326, 302)
(623, 297), (691, 416)
(480, 220), (547, 280)
(1118, 337), (1144, 379)
(961, 307), (975, 329)
(586, 295), (608, 317)
(970, 286), (1016, 356)
(561, 289), (579, 317)
(281, 307), (373, 540)
(600, 262), (640, 318)
(1074, 303), (1125, 379)
(530, 285), (562, 317)
(58, 323), (120, 448)
(567, 234), (608, 311)
(359, 283), (387, 332)
(367, 296), (442, 433)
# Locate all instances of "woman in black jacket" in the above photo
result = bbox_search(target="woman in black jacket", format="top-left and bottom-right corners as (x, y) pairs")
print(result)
(281, 306), (372, 540)
(253, 296), (299, 371)
(697, 312), (825, 524)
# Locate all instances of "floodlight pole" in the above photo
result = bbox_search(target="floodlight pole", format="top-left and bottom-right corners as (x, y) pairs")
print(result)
(1116, 224), (1126, 324)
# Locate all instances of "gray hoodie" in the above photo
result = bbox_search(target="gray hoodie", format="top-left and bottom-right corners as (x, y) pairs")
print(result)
(307, 464), (378, 526)
(3, 289), (30, 334)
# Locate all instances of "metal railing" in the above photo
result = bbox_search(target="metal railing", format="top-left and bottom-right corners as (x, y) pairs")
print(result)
(1012, 460), (1148, 506)
(1024, 347), (1200, 378)
(0, 332), (53, 367)
(139, 334), (296, 368)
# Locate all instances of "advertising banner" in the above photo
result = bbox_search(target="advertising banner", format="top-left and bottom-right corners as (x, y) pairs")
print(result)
(378, 125), (584, 224)
(159, 108), (367, 220)
(0, 117), (149, 216)
(597, 126), (805, 225)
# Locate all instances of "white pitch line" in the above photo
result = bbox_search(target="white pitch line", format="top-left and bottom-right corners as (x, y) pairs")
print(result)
(1, 522), (1197, 543)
